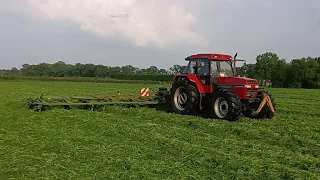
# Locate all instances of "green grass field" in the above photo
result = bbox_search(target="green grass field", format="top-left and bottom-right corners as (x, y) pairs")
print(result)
(1, 80), (320, 179)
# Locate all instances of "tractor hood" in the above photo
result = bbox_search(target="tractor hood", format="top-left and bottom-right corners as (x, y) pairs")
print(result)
(218, 76), (259, 86)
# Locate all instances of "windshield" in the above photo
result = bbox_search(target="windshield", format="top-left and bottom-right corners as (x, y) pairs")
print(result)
(212, 61), (234, 77)
(183, 60), (234, 77)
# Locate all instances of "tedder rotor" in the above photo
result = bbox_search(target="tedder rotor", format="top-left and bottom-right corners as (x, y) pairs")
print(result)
(26, 53), (276, 121)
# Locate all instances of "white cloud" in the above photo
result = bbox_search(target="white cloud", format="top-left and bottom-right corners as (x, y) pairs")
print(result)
(25, 0), (206, 47)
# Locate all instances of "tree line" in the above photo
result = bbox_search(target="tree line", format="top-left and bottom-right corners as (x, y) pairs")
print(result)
(245, 52), (320, 89)
(1, 52), (319, 88)
(0, 62), (184, 82)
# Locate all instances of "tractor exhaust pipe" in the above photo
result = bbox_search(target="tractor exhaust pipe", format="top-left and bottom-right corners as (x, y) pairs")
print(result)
(233, 53), (238, 75)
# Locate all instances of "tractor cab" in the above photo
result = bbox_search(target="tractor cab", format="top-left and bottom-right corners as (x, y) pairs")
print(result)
(170, 53), (275, 121)
(176, 53), (257, 98)
(183, 57), (234, 77)
(182, 55), (235, 86)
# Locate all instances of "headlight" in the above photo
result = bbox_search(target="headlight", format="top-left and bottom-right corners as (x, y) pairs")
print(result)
(244, 84), (259, 88)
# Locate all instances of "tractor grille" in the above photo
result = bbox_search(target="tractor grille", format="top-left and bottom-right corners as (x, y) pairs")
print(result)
(248, 80), (258, 84)
(246, 89), (258, 98)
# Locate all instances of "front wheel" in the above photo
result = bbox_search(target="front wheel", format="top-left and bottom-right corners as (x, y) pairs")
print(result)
(207, 90), (242, 121)
(214, 96), (229, 118)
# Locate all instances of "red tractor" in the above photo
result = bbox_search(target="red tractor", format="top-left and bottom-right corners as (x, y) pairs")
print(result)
(169, 53), (276, 121)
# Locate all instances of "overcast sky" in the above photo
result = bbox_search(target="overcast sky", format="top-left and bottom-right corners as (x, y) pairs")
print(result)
(0, 0), (319, 70)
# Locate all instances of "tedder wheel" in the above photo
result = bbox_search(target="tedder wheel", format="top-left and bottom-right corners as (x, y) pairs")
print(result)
(207, 89), (242, 121)
(170, 78), (200, 115)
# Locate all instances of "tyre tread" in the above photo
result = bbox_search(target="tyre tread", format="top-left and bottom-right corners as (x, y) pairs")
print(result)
(170, 78), (200, 115)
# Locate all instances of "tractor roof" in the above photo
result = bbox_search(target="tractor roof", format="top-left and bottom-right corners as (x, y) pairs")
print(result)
(185, 54), (233, 61)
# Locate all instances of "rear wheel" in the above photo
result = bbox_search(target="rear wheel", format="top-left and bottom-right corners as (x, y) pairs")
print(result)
(170, 79), (200, 115)
(208, 89), (242, 121)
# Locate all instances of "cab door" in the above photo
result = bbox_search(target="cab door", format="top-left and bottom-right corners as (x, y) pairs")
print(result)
(195, 59), (211, 85)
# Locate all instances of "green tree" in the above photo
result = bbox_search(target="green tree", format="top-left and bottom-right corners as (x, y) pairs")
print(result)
(270, 59), (288, 87)
(10, 67), (20, 75)
(244, 64), (256, 78)
(95, 65), (110, 77)
(108, 66), (121, 77)
(169, 65), (184, 74)
(159, 69), (168, 75)
(121, 65), (137, 74)
(235, 67), (245, 77)
(286, 57), (320, 88)
(303, 57), (320, 89)
(254, 52), (279, 81)
(50, 61), (69, 77)
(146, 66), (159, 74)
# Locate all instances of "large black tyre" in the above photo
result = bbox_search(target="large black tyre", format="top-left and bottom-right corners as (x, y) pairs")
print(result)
(255, 90), (276, 119)
(170, 78), (200, 115)
(207, 89), (242, 121)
